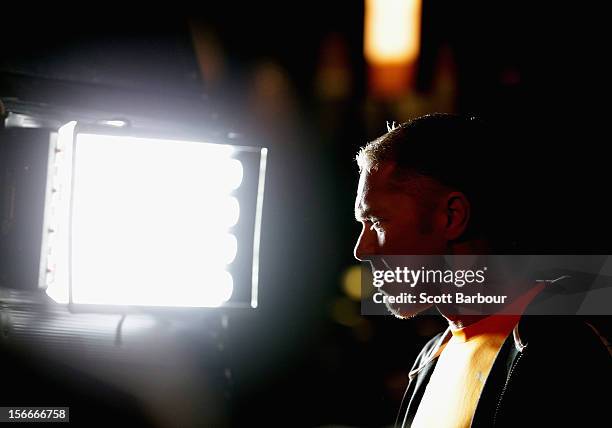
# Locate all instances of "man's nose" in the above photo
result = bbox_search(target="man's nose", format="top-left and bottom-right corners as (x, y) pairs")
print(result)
(354, 225), (375, 261)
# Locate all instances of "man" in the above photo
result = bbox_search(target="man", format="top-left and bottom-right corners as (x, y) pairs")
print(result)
(353, 114), (610, 427)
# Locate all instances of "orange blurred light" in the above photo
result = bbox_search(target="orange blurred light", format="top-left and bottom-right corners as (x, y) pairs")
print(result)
(364, 0), (422, 97)
(364, 0), (421, 65)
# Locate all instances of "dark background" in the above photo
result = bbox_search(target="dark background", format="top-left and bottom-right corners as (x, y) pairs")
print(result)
(1, 2), (610, 427)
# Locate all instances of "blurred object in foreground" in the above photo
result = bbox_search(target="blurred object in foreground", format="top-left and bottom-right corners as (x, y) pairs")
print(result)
(364, 0), (422, 97)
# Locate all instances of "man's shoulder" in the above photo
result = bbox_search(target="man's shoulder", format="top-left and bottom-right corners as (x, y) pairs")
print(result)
(518, 315), (607, 343)
(516, 315), (611, 364)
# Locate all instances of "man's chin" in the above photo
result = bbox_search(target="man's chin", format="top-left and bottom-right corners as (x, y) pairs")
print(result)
(385, 302), (433, 319)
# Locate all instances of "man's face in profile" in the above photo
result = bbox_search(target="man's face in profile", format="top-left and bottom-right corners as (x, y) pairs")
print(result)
(353, 161), (447, 317)
(354, 162), (447, 259)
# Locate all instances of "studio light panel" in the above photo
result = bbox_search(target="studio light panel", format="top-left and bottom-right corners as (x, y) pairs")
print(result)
(40, 122), (266, 309)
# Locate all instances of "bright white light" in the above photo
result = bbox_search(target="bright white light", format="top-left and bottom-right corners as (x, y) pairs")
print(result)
(191, 196), (240, 228)
(44, 130), (241, 307)
(98, 119), (129, 128)
(223, 197), (240, 227)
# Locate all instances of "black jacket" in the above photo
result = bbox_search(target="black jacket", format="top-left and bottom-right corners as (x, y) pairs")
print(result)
(396, 314), (611, 427)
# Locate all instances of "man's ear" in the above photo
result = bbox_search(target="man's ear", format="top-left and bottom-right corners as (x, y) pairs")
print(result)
(444, 192), (470, 241)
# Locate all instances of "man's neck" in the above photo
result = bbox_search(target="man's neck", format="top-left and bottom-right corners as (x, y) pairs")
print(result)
(441, 313), (489, 330)
(441, 240), (521, 329)
(437, 281), (542, 330)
